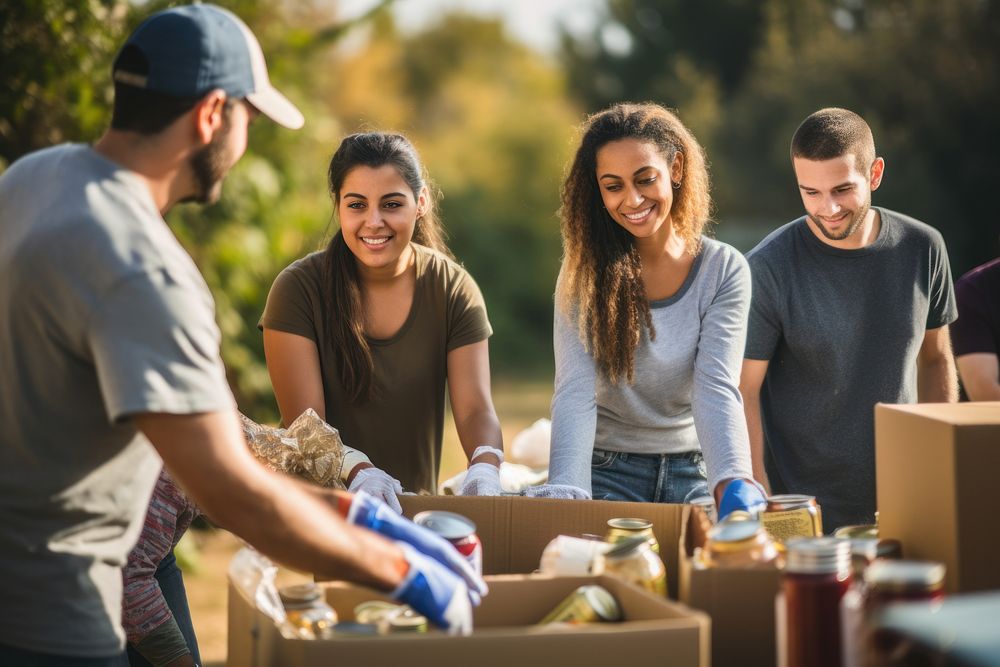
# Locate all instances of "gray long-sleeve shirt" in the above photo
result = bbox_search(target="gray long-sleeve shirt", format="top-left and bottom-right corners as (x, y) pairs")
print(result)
(548, 237), (754, 495)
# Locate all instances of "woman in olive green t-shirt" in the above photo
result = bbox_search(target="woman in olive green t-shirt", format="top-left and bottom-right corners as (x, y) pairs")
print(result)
(260, 132), (504, 508)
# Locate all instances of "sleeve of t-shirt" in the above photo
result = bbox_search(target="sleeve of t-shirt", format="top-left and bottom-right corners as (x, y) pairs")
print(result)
(547, 298), (598, 493)
(744, 252), (783, 360)
(258, 265), (319, 341)
(88, 269), (234, 423)
(952, 278), (997, 356)
(691, 251), (755, 494)
(926, 231), (958, 329)
(446, 267), (493, 351)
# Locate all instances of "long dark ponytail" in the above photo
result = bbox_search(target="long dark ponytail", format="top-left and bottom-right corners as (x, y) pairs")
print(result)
(323, 132), (451, 403)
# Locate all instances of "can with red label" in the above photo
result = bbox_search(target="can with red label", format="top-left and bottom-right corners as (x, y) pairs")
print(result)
(412, 510), (483, 575)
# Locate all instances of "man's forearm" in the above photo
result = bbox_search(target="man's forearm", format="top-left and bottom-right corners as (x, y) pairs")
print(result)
(918, 355), (959, 402)
(743, 395), (771, 494)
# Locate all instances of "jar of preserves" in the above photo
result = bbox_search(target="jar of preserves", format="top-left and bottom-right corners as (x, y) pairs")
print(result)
(780, 538), (853, 667)
(696, 516), (780, 569)
(279, 583), (338, 640)
(606, 517), (659, 554)
(761, 494), (823, 542)
(595, 535), (667, 597)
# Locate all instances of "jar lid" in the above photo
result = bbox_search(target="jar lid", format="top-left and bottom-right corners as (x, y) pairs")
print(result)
(785, 537), (852, 573)
(578, 585), (623, 622)
(833, 524), (879, 540)
(865, 560), (946, 592)
(708, 516), (763, 544)
(387, 607), (428, 632)
(607, 517), (652, 531)
(279, 583), (322, 606)
(766, 494), (816, 511)
(413, 510), (476, 540)
(603, 535), (652, 560)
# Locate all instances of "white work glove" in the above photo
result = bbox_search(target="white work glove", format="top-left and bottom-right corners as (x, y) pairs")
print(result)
(523, 483), (592, 500)
(348, 467), (403, 514)
(457, 445), (504, 496)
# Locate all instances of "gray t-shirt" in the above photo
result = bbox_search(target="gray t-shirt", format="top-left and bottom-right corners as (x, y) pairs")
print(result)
(549, 237), (755, 495)
(0, 145), (234, 656)
(745, 208), (956, 531)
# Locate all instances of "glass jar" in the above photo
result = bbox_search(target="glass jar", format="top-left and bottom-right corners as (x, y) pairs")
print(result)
(761, 494), (823, 542)
(595, 535), (667, 597)
(780, 537), (853, 667)
(696, 516), (780, 569)
(279, 583), (338, 640)
(606, 517), (659, 554)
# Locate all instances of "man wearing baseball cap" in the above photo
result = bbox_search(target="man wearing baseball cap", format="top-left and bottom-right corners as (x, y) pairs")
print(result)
(0, 5), (484, 664)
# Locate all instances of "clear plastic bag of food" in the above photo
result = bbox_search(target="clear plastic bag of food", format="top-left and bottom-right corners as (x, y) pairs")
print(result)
(240, 409), (346, 489)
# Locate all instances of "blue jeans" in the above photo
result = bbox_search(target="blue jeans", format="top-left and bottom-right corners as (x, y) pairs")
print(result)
(114, 549), (201, 667)
(591, 449), (711, 504)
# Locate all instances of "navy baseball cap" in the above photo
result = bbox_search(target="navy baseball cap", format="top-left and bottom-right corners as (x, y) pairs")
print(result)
(112, 3), (303, 129)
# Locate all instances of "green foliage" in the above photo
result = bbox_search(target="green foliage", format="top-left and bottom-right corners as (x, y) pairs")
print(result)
(561, 0), (1000, 272)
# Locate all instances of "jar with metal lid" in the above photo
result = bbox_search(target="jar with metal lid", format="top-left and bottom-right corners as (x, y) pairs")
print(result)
(689, 496), (718, 525)
(595, 535), (667, 597)
(279, 583), (338, 640)
(695, 516), (780, 569)
(538, 584), (622, 624)
(780, 538), (853, 667)
(605, 517), (659, 554)
(761, 494), (823, 542)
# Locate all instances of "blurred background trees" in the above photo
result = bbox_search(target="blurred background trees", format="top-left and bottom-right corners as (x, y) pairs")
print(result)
(3, 0), (997, 423)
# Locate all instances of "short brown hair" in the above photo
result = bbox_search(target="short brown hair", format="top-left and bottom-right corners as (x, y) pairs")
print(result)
(790, 107), (876, 172)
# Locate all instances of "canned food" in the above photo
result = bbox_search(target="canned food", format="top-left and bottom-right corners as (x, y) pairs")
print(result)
(606, 517), (659, 554)
(279, 583), (338, 640)
(697, 516), (781, 569)
(353, 600), (402, 625)
(761, 494), (823, 542)
(596, 535), (667, 597)
(832, 524), (878, 540)
(353, 600), (428, 633)
(538, 585), (622, 624)
(413, 510), (483, 575)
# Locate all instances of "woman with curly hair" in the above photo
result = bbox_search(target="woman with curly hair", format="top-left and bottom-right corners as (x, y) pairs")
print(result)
(528, 103), (765, 518)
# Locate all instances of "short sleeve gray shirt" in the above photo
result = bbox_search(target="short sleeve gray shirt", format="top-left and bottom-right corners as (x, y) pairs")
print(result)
(0, 145), (234, 656)
(745, 208), (956, 531)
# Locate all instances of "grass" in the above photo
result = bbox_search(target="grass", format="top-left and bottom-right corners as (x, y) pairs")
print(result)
(185, 378), (553, 665)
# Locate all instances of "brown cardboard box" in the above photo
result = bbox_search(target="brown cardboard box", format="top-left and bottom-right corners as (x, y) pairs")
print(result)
(875, 402), (1000, 594)
(393, 494), (690, 598)
(227, 574), (710, 667)
(678, 507), (782, 667)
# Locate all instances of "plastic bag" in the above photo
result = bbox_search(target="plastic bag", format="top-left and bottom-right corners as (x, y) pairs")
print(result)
(509, 418), (551, 469)
(240, 409), (346, 489)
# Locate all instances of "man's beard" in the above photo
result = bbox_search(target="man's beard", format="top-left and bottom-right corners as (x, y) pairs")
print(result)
(809, 199), (871, 242)
(184, 123), (233, 204)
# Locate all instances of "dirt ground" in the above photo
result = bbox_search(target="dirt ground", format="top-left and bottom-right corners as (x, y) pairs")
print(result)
(183, 380), (552, 665)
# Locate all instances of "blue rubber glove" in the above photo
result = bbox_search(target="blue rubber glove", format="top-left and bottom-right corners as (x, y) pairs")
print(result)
(346, 491), (487, 602)
(718, 479), (767, 521)
(393, 542), (474, 635)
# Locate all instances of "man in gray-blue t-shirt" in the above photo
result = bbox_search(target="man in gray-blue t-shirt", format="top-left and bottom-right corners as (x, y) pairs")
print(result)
(740, 108), (958, 532)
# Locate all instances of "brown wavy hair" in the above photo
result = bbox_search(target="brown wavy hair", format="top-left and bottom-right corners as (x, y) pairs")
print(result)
(323, 132), (451, 403)
(557, 102), (712, 384)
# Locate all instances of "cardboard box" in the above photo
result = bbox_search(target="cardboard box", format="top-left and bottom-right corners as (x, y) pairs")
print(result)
(875, 402), (1000, 594)
(227, 574), (710, 667)
(678, 507), (782, 667)
(394, 494), (690, 598)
